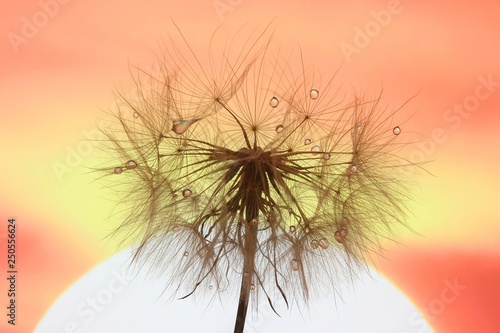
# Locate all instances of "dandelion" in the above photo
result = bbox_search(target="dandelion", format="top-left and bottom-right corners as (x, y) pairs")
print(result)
(99, 24), (415, 332)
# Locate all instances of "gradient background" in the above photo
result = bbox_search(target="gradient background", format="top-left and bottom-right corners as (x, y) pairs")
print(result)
(1, 0), (499, 332)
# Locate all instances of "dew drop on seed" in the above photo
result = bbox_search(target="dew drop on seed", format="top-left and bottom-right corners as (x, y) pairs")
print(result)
(276, 125), (284, 133)
(172, 119), (199, 134)
(173, 193), (178, 199)
(182, 189), (192, 197)
(290, 259), (299, 271)
(250, 284), (256, 290)
(340, 226), (348, 237)
(125, 160), (137, 169)
(311, 145), (320, 153)
(133, 111), (139, 118)
(318, 238), (329, 249)
(251, 218), (258, 225)
(334, 231), (344, 243)
(209, 285), (213, 290)
(350, 165), (358, 173)
(304, 139), (311, 145)
(323, 153), (330, 160)
(184, 251), (189, 256)
(270, 97), (279, 108)
(114, 167), (123, 174)
(310, 89), (319, 100)
(289, 226), (296, 232)
(311, 239), (319, 249)
(357, 126), (363, 134)
(393, 126), (401, 135)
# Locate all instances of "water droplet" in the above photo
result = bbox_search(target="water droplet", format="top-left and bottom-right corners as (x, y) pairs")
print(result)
(173, 193), (178, 199)
(183, 251), (189, 256)
(357, 126), (363, 134)
(209, 285), (213, 290)
(334, 231), (344, 243)
(290, 259), (299, 271)
(172, 119), (199, 134)
(318, 238), (329, 249)
(289, 226), (296, 232)
(350, 165), (358, 173)
(310, 89), (319, 100)
(133, 111), (139, 118)
(182, 189), (192, 197)
(269, 97), (279, 108)
(251, 218), (258, 225)
(250, 284), (256, 290)
(288, 208), (294, 214)
(114, 167), (123, 174)
(311, 145), (320, 153)
(311, 239), (319, 249)
(276, 125), (284, 133)
(125, 160), (137, 169)
(393, 126), (401, 135)
(323, 153), (330, 160)
(340, 226), (348, 237)
(304, 139), (311, 145)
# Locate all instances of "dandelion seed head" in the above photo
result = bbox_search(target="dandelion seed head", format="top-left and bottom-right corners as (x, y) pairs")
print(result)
(99, 24), (419, 318)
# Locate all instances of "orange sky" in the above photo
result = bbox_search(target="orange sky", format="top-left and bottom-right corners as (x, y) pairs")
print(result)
(1, 0), (499, 332)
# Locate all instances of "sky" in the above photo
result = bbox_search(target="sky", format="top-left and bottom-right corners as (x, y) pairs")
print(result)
(0, 0), (499, 332)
